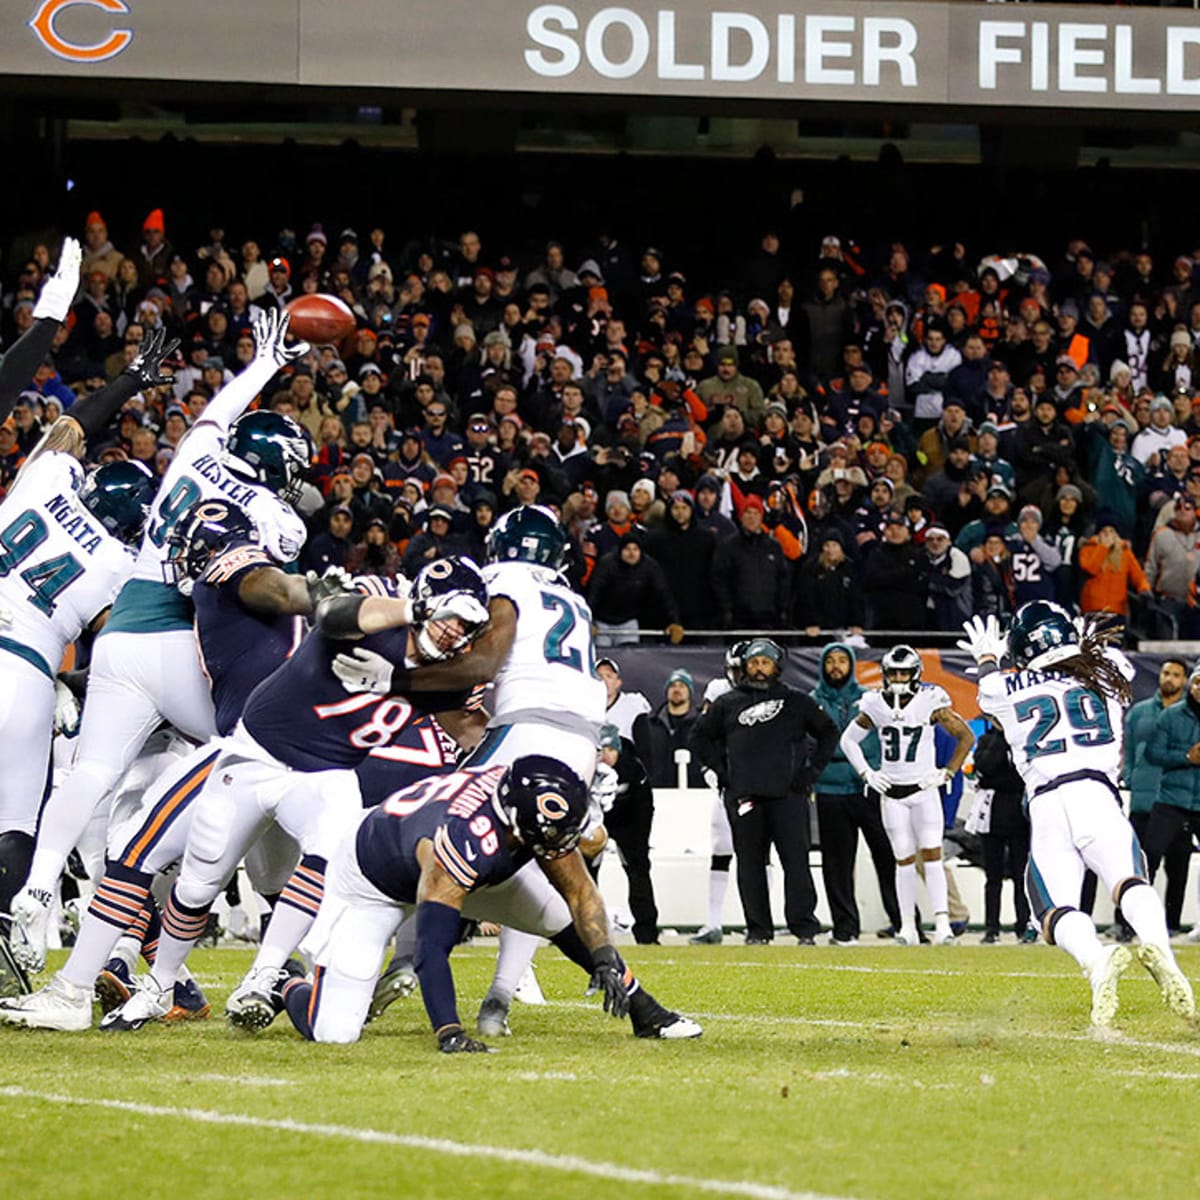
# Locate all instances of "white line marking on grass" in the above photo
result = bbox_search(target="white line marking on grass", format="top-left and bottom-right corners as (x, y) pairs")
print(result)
(541, 1001), (1200, 1059)
(0, 1086), (855, 1200)
(1112, 1069), (1200, 1081)
(188, 1074), (295, 1087)
(658, 958), (1085, 982)
(515, 1070), (578, 1082)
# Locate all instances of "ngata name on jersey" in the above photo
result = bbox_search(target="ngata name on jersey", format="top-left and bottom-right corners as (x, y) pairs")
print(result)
(44, 492), (104, 556)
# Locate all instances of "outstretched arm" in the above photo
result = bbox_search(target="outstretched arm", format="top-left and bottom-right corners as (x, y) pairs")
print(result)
(191, 309), (310, 437)
(0, 238), (82, 424)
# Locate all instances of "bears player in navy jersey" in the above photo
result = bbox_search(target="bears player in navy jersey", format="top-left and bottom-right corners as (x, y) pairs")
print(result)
(101, 557), (491, 1032)
(1, 499), (335, 1031)
(281, 755), (700, 1049)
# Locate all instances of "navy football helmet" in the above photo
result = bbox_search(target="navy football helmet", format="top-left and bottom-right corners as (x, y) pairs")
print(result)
(223, 411), (312, 505)
(163, 499), (257, 593)
(881, 644), (923, 711)
(486, 504), (567, 569)
(78, 460), (157, 546)
(1008, 600), (1080, 670)
(411, 555), (490, 662)
(739, 637), (786, 690)
(496, 755), (590, 860)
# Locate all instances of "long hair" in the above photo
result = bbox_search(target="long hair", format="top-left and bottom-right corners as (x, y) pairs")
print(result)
(1050, 613), (1132, 706)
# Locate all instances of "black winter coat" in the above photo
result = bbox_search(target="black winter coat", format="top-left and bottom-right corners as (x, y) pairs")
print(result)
(690, 681), (838, 800)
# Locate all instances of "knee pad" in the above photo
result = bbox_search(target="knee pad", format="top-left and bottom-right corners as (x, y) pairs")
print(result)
(188, 797), (234, 867)
(712, 854), (732, 873)
(1115, 877), (1148, 905)
(1044, 906), (1076, 947)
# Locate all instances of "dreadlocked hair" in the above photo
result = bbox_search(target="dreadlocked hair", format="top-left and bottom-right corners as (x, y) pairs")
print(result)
(1049, 613), (1132, 706)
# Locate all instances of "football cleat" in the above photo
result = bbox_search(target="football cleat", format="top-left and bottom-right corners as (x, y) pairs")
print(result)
(367, 961), (416, 1024)
(99, 980), (171, 1032)
(933, 918), (956, 946)
(476, 993), (512, 1038)
(688, 926), (723, 945)
(0, 974), (91, 1031)
(94, 958), (135, 1014)
(895, 926), (921, 947)
(1089, 944), (1132, 1029)
(630, 995), (702, 1040)
(164, 978), (211, 1023)
(0, 933), (32, 999)
(225, 966), (285, 1031)
(1137, 944), (1196, 1020)
(513, 962), (546, 1006)
(8, 886), (54, 972)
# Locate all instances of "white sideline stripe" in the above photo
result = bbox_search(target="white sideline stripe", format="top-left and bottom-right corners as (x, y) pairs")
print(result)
(0, 1086), (853, 1200)
(1112, 1069), (1200, 1081)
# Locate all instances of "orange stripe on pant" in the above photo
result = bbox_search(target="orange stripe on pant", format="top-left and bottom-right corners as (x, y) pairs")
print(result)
(122, 759), (216, 869)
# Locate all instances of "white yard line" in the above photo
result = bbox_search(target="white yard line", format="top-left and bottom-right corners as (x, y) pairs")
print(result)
(0, 1085), (853, 1200)
(542, 1000), (1200, 1057)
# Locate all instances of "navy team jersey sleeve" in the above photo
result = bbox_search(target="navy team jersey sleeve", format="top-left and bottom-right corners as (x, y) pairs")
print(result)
(192, 545), (301, 737)
(243, 626), (470, 772)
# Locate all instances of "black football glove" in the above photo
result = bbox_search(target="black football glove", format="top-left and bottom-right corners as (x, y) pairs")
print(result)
(124, 327), (180, 390)
(438, 1027), (491, 1054)
(589, 945), (630, 1019)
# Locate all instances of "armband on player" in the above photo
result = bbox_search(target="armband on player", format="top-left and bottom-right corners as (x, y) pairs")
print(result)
(316, 593), (366, 638)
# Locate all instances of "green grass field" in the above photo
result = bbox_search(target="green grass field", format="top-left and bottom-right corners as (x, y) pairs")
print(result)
(2, 941), (1199, 1200)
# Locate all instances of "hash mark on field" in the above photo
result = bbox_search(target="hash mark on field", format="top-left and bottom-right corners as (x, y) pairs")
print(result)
(0, 1086), (853, 1200)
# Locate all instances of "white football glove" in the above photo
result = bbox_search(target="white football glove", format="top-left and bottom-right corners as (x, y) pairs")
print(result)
(252, 308), (311, 369)
(590, 761), (619, 814)
(305, 565), (353, 608)
(916, 768), (951, 793)
(956, 614), (1006, 664)
(413, 590), (490, 632)
(332, 646), (394, 695)
(863, 769), (894, 797)
(53, 680), (80, 738)
(34, 237), (82, 322)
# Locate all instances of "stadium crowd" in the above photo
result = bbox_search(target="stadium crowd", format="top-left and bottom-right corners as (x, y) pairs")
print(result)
(6, 211), (1200, 641)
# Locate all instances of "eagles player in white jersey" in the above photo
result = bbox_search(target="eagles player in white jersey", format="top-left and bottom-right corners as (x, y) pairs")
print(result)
(959, 602), (1194, 1028)
(0, 452), (155, 965)
(332, 505), (700, 1040)
(840, 645), (974, 946)
(9, 309), (310, 969)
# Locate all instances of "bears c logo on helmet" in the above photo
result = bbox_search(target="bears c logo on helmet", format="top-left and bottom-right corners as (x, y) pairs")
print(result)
(29, 0), (134, 63)
(536, 791), (570, 821)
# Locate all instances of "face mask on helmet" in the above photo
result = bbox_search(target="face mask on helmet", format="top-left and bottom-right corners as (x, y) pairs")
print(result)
(162, 499), (258, 596)
(724, 639), (750, 689)
(411, 555), (490, 662)
(498, 755), (589, 860)
(880, 645), (922, 711)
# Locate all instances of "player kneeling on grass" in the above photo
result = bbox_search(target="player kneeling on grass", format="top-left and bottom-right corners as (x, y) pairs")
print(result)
(958, 603), (1194, 1030)
(839, 645), (974, 946)
(282, 755), (702, 1049)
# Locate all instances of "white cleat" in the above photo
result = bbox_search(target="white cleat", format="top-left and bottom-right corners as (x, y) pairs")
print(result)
(1187, 925), (1200, 944)
(99, 979), (171, 1032)
(513, 962), (546, 1006)
(895, 926), (921, 947)
(933, 919), (956, 946)
(0, 974), (92, 1031)
(653, 1013), (703, 1040)
(1137, 944), (1196, 1020)
(8, 887), (54, 973)
(1089, 944), (1132, 1029)
(225, 967), (284, 1031)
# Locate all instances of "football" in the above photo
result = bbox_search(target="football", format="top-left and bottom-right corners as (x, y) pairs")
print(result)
(284, 294), (357, 346)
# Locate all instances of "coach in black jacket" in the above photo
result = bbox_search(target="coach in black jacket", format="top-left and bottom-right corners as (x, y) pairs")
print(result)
(690, 638), (838, 944)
